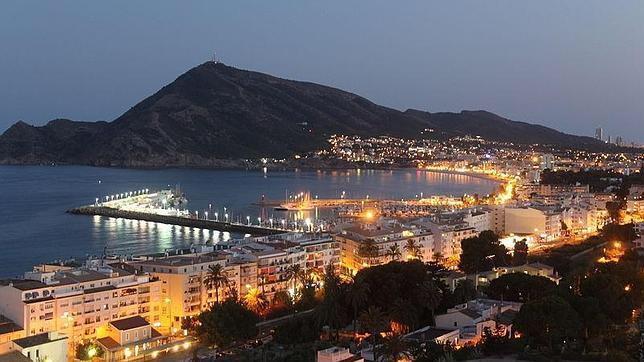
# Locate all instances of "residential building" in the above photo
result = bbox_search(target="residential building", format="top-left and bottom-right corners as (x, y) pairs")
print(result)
(3, 332), (67, 362)
(0, 263), (163, 356)
(434, 299), (522, 345)
(317, 346), (364, 362)
(130, 252), (230, 331)
(335, 223), (434, 275)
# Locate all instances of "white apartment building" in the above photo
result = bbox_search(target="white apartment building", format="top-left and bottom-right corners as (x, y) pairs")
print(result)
(335, 223), (434, 275)
(504, 206), (563, 241)
(0, 263), (163, 356)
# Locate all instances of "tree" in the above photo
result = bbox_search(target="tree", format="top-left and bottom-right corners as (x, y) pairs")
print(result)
(459, 230), (509, 274)
(358, 239), (379, 265)
(419, 279), (442, 325)
(203, 264), (228, 305)
(75, 342), (104, 361)
(389, 298), (418, 333)
(377, 334), (411, 362)
(452, 279), (477, 305)
(514, 295), (581, 350)
(580, 272), (635, 324)
(315, 265), (347, 334)
(386, 243), (402, 261)
(360, 305), (388, 358)
(197, 299), (259, 348)
(512, 239), (529, 266)
(486, 273), (556, 303)
(404, 239), (422, 260)
(285, 263), (306, 297)
(346, 276), (370, 332)
(244, 288), (269, 316)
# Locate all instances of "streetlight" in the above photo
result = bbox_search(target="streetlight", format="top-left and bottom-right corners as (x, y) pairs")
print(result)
(257, 217), (262, 225)
(246, 216), (250, 225)
(204, 211), (208, 220)
(225, 213), (229, 222)
(214, 212), (219, 221)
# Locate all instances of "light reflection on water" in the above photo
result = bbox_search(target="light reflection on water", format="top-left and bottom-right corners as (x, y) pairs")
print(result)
(91, 215), (232, 257)
(0, 166), (498, 277)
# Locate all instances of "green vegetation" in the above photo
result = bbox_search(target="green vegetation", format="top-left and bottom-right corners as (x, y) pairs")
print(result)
(75, 341), (104, 361)
(459, 230), (510, 273)
(197, 299), (259, 348)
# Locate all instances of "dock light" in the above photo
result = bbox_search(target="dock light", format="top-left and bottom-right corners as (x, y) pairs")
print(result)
(246, 216), (250, 225)
(269, 218), (273, 227)
(204, 211), (208, 220)
(214, 212), (218, 221)
(225, 213), (229, 222)
(257, 217), (262, 225)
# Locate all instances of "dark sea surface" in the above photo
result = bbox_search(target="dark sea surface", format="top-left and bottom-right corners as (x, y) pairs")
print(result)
(0, 166), (499, 277)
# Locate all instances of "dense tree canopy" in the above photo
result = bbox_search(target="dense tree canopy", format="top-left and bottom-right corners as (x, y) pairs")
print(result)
(459, 230), (509, 273)
(197, 299), (259, 347)
(486, 273), (557, 303)
(514, 295), (581, 350)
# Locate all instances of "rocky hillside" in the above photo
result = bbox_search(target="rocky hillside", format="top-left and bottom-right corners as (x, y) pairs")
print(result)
(0, 62), (606, 167)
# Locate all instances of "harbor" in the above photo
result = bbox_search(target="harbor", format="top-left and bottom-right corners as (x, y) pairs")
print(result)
(67, 188), (286, 236)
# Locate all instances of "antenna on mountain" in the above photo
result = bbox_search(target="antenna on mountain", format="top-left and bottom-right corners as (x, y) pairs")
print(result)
(212, 52), (219, 64)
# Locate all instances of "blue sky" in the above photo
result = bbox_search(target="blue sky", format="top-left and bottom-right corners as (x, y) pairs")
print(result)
(1, 1), (643, 142)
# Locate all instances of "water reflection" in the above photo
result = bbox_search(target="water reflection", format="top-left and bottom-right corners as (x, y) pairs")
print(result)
(92, 216), (231, 256)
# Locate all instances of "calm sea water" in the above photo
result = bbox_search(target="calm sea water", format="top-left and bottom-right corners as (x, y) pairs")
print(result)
(0, 166), (498, 277)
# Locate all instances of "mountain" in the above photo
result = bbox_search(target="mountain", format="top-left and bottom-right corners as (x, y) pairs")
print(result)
(0, 62), (606, 167)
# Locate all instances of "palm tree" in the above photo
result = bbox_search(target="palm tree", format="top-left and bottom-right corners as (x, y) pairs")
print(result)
(389, 298), (418, 334)
(244, 288), (269, 315)
(346, 277), (370, 332)
(420, 279), (442, 325)
(203, 264), (228, 305)
(377, 333), (411, 362)
(404, 239), (422, 260)
(358, 239), (379, 266)
(386, 244), (402, 262)
(359, 306), (388, 361)
(285, 263), (305, 298)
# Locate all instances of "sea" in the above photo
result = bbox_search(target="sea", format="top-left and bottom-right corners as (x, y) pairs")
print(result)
(0, 166), (499, 277)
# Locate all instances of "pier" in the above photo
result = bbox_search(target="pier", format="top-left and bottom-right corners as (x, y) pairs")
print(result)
(68, 206), (286, 236)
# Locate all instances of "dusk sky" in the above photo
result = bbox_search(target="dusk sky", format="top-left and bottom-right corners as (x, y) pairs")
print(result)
(2, 1), (643, 142)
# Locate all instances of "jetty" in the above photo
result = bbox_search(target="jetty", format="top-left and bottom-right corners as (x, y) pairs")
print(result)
(68, 206), (285, 236)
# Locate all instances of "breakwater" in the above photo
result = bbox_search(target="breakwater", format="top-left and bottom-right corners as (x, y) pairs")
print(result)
(68, 206), (285, 236)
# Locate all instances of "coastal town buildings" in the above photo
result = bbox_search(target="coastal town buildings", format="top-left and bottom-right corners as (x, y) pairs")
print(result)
(0, 262), (164, 359)
(335, 222), (434, 275)
(434, 298), (522, 345)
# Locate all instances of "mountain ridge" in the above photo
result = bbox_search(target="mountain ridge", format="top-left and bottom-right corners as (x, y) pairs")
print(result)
(0, 62), (611, 167)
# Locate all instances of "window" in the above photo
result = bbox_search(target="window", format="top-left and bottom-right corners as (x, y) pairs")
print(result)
(125, 333), (129, 341)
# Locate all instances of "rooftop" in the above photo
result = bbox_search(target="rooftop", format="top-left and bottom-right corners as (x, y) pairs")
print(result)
(404, 326), (458, 342)
(110, 316), (149, 331)
(12, 332), (67, 349)
(0, 279), (47, 291)
(134, 252), (226, 267)
(0, 351), (31, 362)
